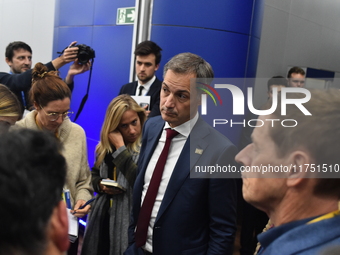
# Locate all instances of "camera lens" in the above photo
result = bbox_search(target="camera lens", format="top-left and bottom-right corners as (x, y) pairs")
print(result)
(78, 51), (90, 64)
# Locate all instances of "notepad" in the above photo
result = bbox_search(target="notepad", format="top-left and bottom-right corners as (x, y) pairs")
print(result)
(100, 179), (126, 191)
(67, 208), (78, 243)
(131, 96), (150, 110)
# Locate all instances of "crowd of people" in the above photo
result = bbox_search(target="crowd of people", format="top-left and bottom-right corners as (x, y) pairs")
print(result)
(0, 39), (340, 255)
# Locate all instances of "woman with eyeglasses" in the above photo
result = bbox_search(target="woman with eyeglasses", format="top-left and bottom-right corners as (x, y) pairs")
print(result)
(14, 62), (93, 255)
(0, 84), (22, 133)
(81, 94), (146, 255)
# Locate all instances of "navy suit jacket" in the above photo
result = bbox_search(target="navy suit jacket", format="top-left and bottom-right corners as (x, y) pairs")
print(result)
(0, 62), (55, 113)
(125, 116), (238, 255)
(119, 77), (162, 117)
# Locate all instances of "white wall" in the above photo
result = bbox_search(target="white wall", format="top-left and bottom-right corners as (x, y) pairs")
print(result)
(254, 0), (340, 107)
(0, 0), (55, 72)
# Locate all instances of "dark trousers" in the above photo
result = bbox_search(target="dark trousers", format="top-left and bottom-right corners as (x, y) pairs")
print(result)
(68, 238), (79, 255)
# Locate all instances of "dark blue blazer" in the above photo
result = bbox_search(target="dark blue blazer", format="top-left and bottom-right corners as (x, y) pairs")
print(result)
(0, 62), (55, 112)
(125, 116), (238, 255)
(119, 78), (162, 117)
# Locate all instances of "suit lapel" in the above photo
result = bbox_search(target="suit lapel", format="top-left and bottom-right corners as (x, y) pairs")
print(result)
(131, 81), (138, 94)
(147, 78), (161, 96)
(134, 119), (164, 202)
(156, 118), (210, 221)
(141, 120), (164, 174)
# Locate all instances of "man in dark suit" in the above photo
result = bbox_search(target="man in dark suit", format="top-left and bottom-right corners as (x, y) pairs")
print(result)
(119, 41), (162, 117)
(3, 41), (90, 113)
(236, 89), (340, 254)
(125, 53), (238, 255)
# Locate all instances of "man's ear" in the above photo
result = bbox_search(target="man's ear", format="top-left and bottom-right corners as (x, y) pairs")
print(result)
(286, 150), (312, 187)
(5, 57), (12, 67)
(49, 201), (70, 252)
(155, 63), (160, 71)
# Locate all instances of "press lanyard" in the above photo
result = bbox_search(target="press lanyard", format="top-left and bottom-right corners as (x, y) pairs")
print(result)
(307, 210), (340, 224)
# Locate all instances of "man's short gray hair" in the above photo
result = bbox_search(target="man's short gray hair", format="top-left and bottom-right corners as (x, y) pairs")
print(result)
(163, 52), (214, 79)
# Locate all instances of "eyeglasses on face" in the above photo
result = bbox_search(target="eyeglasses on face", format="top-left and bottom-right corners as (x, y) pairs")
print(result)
(39, 105), (73, 122)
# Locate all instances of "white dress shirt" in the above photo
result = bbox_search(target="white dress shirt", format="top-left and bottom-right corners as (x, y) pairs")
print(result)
(142, 113), (199, 252)
(135, 76), (156, 96)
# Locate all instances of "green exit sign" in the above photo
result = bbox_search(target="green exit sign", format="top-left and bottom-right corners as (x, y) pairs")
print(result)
(117, 7), (135, 25)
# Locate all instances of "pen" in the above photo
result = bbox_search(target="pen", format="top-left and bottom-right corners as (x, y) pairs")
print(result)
(72, 198), (95, 214)
(63, 189), (71, 209)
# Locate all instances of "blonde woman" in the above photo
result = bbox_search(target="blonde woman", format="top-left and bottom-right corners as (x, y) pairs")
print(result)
(82, 94), (146, 255)
(0, 84), (22, 133)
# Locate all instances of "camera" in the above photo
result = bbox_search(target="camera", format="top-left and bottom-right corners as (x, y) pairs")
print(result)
(70, 44), (95, 64)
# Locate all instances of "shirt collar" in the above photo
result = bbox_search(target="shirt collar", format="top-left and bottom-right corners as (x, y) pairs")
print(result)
(164, 112), (198, 138)
(138, 75), (156, 93)
(257, 216), (315, 252)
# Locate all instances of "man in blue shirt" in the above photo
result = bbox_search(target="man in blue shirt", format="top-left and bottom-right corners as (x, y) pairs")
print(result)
(236, 89), (340, 255)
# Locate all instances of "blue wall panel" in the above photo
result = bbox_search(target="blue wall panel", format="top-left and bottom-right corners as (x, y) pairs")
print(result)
(54, 0), (135, 166)
(73, 25), (134, 165)
(152, 0), (253, 35)
(52, 26), (94, 125)
(151, 26), (250, 79)
(57, 0), (95, 26)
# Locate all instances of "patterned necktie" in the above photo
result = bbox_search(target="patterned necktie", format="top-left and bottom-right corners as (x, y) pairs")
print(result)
(135, 128), (179, 247)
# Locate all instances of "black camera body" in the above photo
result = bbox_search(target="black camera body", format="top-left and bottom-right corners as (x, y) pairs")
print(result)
(71, 44), (95, 64)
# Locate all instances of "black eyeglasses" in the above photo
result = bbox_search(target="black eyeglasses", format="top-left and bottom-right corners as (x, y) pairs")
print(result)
(39, 105), (73, 122)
